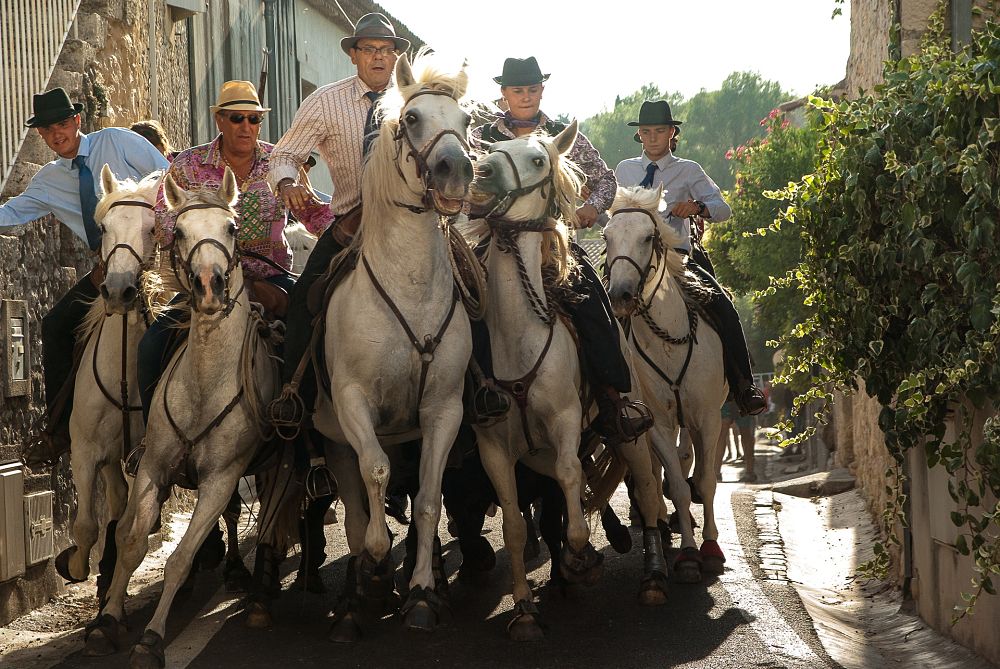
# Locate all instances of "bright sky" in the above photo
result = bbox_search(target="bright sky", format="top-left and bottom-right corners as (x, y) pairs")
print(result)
(376, 0), (852, 119)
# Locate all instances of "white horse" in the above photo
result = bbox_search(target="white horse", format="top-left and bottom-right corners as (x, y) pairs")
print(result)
(54, 166), (162, 607)
(467, 126), (669, 641)
(604, 186), (728, 580)
(84, 168), (279, 666)
(309, 53), (474, 634)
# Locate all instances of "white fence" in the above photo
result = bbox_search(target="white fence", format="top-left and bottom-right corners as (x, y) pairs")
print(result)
(0, 0), (80, 191)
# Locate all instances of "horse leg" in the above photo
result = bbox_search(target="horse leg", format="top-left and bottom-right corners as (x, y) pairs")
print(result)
(58, 448), (100, 584)
(441, 460), (495, 581)
(692, 422), (725, 575)
(479, 441), (540, 641)
(83, 465), (168, 657)
(326, 442), (368, 556)
(401, 402), (463, 632)
(537, 480), (566, 591)
(548, 420), (599, 587)
(95, 461), (129, 608)
(132, 472), (238, 668)
(615, 439), (668, 605)
(223, 490), (252, 592)
(677, 428), (694, 478)
(648, 424), (701, 583)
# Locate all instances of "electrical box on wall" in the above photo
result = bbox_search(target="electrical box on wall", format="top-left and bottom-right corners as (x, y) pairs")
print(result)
(24, 492), (54, 566)
(0, 462), (26, 581)
(2, 299), (30, 398)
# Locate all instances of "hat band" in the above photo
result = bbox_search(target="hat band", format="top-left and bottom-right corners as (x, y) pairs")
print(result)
(217, 99), (263, 108)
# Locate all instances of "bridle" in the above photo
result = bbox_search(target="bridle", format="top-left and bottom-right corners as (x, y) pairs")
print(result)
(168, 202), (244, 317)
(391, 88), (471, 216)
(98, 199), (156, 279)
(603, 207), (668, 311)
(481, 146), (557, 222)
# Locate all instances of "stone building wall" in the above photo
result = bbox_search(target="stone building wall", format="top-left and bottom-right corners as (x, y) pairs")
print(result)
(0, 1), (191, 626)
(844, 0), (894, 96)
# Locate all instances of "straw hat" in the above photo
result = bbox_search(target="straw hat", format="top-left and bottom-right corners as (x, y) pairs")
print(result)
(210, 80), (270, 114)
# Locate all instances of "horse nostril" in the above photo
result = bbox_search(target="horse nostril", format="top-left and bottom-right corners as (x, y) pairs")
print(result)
(100, 284), (110, 301)
(622, 291), (633, 302)
(210, 270), (225, 295)
(478, 163), (494, 178)
(122, 285), (137, 305)
(434, 156), (453, 177)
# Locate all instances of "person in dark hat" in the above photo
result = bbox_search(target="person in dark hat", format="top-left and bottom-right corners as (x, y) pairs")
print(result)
(1, 87), (169, 466)
(615, 99), (766, 415)
(471, 57), (652, 444)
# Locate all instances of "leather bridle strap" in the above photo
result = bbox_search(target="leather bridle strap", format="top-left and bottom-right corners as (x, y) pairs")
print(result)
(168, 202), (243, 316)
(495, 321), (556, 456)
(483, 148), (554, 219)
(362, 255), (460, 407)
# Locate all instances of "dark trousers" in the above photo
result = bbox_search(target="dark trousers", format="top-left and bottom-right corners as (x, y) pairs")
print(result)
(137, 273), (296, 423)
(42, 272), (99, 434)
(471, 242), (631, 393)
(280, 225), (347, 409)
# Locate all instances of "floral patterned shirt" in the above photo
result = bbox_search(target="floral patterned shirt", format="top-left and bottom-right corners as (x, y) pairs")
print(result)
(155, 135), (332, 280)
(472, 112), (617, 213)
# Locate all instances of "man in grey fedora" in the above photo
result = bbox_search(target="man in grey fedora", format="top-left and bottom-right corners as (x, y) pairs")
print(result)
(616, 99), (765, 415)
(1, 87), (168, 466)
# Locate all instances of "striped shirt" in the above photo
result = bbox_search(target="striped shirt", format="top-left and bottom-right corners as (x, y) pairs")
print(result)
(269, 75), (377, 216)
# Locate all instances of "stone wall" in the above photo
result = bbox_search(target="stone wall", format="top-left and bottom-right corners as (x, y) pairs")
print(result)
(0, 1), (192, 625)
(845, 0), (894, 97)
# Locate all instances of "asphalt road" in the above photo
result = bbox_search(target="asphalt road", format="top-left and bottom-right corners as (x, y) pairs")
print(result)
(17, 466), (840, 669)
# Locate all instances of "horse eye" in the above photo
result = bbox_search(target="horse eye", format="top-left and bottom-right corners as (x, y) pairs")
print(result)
(174, 227), (185, 240)
(644, 234), (655, 243)
(532, 157), (544, 167)
(227, 222), (237, 237)
(405, 112), (418, 125)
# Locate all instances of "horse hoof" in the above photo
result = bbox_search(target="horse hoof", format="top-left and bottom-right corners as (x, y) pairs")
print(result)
(54, 546), (86, 583)
(224, 561), (253, 593)
(638, 574), (669, 606)
(606, 524), (633, 554)
(507, 600), (543, 642)
(83, 614), (124, 657)
(328, 611), (362, 644)
(674, 546), (703, 584)
(358, 551), (396, 601)
(403, 600), (437, 632)
(700, 540), (726, 575)
(129, 630), (165, 669)
(244, 601), (272, 629)
(561, 543), (604, 586)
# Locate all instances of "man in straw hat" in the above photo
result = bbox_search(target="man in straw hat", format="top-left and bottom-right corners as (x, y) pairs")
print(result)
(2, 87), (169, 467)
(616, 99), (765, 415)
(267, 12), (410, 427)
(470, 56), (652, 445)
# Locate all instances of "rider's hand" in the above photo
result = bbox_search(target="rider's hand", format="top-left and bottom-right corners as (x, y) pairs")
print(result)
(671, 200), (702, 218)
(575, 204), (599, 229)
(278, 181), (320, 216)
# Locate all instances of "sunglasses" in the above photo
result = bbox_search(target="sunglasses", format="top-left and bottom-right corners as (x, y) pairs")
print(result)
(225, 113), (263, 125)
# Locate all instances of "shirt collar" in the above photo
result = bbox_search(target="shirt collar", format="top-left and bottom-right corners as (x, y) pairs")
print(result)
(59, 132), (90, 168)
(353, 76), (379, 102)
(642, 151), (676, 170)
(203, 134), (266, 168)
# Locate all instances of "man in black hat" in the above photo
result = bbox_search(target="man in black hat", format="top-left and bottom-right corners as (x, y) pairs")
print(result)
(1, 87), (169, 465)
(615, 99), (765, 415)
(471, 56), (651, 444)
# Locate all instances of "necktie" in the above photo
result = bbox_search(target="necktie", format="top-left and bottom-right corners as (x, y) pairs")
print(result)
(73, 155), (101, 250)
(362, 91), (384, 158)
(639, 161), (659, 189)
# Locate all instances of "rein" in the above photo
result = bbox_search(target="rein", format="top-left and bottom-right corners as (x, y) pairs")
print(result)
(168, 202), (245, 318)
(362, 255), (460, 407)
(391, 88), (471, 216)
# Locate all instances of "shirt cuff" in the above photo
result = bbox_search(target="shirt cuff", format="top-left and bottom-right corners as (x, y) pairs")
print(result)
(268, 163), (299, 191)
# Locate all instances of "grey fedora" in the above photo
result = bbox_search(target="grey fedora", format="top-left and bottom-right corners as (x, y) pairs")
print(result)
(628, 99), (682, 142)
(493, 57), (550, 86)
(340, 12), (410, 55)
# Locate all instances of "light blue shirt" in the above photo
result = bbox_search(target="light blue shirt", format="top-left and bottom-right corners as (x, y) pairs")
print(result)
(615, 152), (731, 252)
(0, 128), (169, 245)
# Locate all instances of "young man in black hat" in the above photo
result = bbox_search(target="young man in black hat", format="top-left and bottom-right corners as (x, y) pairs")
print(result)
(0, 88), (169, 465)
(615, 99), (765, 415)
(471, 56), (652, 444)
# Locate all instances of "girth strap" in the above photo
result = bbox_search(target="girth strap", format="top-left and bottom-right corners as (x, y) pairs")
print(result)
(630, 321), (695, 430)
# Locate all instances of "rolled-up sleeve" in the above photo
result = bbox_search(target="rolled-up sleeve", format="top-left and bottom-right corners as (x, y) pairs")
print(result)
(690, 165), (731, 222)
(570, 133), (617, 213)
(0, 184), (52, 228)
(269, 94), (329, 190)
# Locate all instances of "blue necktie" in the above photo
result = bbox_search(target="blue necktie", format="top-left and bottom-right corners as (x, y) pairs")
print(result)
(639, 161), (659, 188)
(362, 91), (384, 157)
(73, 155), (101, 250)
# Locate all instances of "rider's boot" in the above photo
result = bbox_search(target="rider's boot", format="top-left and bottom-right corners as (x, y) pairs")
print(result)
(592, 386), (654, 446)
(733, 378), (766, 416)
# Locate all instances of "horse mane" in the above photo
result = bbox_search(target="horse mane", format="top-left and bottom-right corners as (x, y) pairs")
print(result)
(94, 170), (163, 223)
(539, 135), (584, 285)
(345, 50), (469, 259)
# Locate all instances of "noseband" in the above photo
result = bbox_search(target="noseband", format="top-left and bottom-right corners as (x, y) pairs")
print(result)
(99, 199), (155, 276)
(168, 202), (243, 316)
(603, 208), (668, 309)
(481, 147), (556, 222)
(392, 88), (471, 215)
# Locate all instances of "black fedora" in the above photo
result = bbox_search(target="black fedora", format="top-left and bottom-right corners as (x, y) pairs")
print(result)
(341, 12), (410, 55)
(24, 88), (83, 128)
(627, 99), (682, 142)
(493, 57), (550, 86)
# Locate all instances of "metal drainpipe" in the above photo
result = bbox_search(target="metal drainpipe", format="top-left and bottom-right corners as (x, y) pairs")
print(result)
(186, 15), (197, 144)
(263, 0), (279, 142)
(148, 0), (158, 119)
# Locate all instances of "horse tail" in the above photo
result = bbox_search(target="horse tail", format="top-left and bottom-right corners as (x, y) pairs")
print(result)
(582, 445), (627, 517)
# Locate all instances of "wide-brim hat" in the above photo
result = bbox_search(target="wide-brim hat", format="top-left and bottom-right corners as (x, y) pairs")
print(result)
(628, 100), (682, 142)
(493, 57), (550, 86)
(341, 12), (410, 55)
(24, 87), (83, 128)
(210, 80), (270, 114)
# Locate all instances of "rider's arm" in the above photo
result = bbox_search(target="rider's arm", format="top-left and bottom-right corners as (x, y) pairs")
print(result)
(269, 92), (330, 192)
(0, 182), (55, 228)
(689, 164), (731, 222)
(570, 131), (616, 213)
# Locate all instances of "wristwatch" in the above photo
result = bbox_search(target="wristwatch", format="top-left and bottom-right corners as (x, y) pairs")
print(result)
(694, 200), (708, 217)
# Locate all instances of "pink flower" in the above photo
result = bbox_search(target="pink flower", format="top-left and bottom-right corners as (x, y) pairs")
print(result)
(725, 149), (735, 160)
(781, 119), (790, 129)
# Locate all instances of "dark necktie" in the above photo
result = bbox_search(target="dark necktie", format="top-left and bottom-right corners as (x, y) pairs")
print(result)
(73, 155), (101, 250)
(639, 161), (659, 189)
(362, 91), (384, 157)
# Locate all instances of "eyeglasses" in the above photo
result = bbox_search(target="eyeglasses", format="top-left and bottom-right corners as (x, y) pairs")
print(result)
(355, 45), (397, 57)
(225, 113), (263, 125)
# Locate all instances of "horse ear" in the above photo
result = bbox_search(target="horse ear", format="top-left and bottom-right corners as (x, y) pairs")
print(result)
(395, 52), (415, 89)
(219, 166), (239, 207)
(553, 119), (578, 156)
(162, 173), (185, 210)
(100, 163), (117, 196)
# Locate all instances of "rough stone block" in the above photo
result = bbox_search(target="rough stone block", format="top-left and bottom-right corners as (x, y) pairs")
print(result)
(76, 11), (108, 49)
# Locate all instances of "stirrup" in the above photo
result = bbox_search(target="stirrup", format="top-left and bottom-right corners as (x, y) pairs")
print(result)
(305, 458), (338, 501)
(268, 384), (306, 440)
(472, 384), (511, 424)
(124, 440), (146, 477)
(597, 396), (654, 446)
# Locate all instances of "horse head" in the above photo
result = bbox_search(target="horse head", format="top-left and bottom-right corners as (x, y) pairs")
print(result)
(162, 167), (241, 315)
(604, 185), (683, 318)
(96, 164), (162, 314)
(367, 52), (474, 216)
(470, 120), (580, 222)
